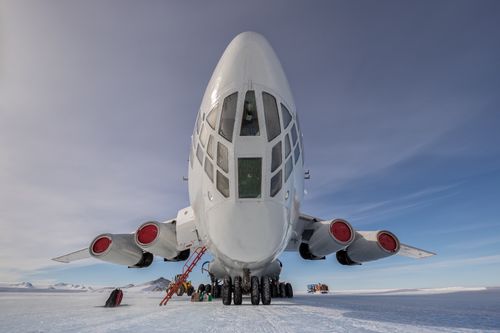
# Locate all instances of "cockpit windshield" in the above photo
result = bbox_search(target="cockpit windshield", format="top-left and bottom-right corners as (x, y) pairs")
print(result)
(240, 91), (260, 136)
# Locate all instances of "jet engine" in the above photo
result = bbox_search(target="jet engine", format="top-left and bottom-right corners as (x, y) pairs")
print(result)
(300, 219), (355, 260)
(135, 221), (188, 261)
(336, 230), (400, 265)
(89, 233), (153, 267)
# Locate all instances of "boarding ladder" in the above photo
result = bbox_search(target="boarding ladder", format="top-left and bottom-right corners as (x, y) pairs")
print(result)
(160, 246), (207, 306)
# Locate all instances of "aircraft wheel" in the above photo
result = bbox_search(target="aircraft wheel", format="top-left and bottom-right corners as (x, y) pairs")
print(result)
(205, 284), (212, 294)
(251, 276), (260, 305)
(261, 276), (271, 305)
(271, 281), (278, 298)
(279, 282), (286, 298)
(176, 284), (185, 296)
(285, 283), (293, 298)
(212, 282), (220, 298)
(198, 283), (205, 293)
(222, 275), (232, 305)
(233, 276), (242, 305)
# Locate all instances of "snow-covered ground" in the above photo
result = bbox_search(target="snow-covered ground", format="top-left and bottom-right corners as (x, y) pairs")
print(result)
(0, 287), (499, 333)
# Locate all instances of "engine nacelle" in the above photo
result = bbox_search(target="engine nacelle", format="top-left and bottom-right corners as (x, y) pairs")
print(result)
(89, 233), (153, 268)
(135, 220), (185, 260)
(337, 230), (400, 265)
(300, 219), (355, 260)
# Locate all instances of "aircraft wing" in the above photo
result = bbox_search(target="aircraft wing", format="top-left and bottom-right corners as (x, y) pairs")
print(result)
(294, 213), (435, 259)
(398, 243), (436, 258)
(52, 248), (90, 263)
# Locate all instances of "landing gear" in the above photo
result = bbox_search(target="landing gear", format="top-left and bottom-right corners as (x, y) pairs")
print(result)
(233, 276), (242, 305)
(271, 280), (278, 298)
(251, 276), (260, 305)
(211, 281), (221, 298)
(222, 275), (232, 306)
(285, 283), (293, 298)
(261, 276), (271, 305)
(279, 282), (286, 298)
(204, 284), (212, 294)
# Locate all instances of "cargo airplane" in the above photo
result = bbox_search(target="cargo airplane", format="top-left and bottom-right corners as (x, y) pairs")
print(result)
(53, 32), (435, 305)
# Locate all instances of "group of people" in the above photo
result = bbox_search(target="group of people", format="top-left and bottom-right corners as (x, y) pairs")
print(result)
(190, 290), (213, 302)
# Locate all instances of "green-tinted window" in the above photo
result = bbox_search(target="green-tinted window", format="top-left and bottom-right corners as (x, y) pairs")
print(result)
(270, 170), (282, 197)
(238, 158), (262, 198)
(262, 92), (281, 142)
(281, 104), (292, 129)
(240, 91), (259, 136)
(219, 92), (238, 142)
(216, 171), (230, 198)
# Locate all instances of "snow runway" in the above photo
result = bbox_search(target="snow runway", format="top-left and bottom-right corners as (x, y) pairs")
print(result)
(1, 289), (499, 332)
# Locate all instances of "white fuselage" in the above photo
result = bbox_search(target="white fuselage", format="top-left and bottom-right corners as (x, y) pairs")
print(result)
(187, 32), (304, 278)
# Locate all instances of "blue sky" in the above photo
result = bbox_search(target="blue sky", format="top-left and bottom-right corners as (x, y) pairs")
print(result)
(1, 0), (499, 290)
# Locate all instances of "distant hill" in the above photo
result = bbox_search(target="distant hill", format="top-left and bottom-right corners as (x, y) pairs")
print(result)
(0, 277), (170, 293)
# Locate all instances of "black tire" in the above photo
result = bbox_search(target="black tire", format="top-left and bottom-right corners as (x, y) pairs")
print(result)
(285, 283), (293, 298)
(222, 276), (232, 306)
(233, 276), (242, 305)
(279, 282), (286, 298)
(251, 276), (260, 305)
(271, 281), (278, 298)
(198, 283), (205, 293)
(261, 276), (271, 305)
(205, 284), (212, 294)
(212, 283), (220, 298)
(176, 284), (185, 296)
(187, 286), (194, 296)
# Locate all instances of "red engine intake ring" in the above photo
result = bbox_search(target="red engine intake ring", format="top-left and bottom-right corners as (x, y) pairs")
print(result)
(377, 232), (399, 253)
(91, 236), (112, 255)
(330, 220), (352, 243)
(136, 223), (159, 245)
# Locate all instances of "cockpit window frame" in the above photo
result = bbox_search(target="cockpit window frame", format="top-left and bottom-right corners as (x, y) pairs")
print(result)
(218, 92), (238, 143)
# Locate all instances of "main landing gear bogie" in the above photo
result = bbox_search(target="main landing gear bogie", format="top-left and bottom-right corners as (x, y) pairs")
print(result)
(219, 274), (293, 305)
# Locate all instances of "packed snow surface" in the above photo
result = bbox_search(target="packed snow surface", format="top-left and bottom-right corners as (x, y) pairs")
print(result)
(0, 288), (499, 332)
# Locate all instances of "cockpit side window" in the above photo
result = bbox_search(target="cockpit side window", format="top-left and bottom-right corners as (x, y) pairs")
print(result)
(281, 104), (292, 129)
(262, 92), (281, 142)
(270, 170), (282, 197)
(238, 158), (262, 198)
(291, 124), (298, 146)
(217, 171), (230, 198)
(217, 142), (229, 173)
(285, 134), (291, 158)
(240, 91), (260, 136)
(219, 92), (238, 142)
(285, 157), (293, 182)
(206, 105), (218, 130)
(271, 141), (282, 172)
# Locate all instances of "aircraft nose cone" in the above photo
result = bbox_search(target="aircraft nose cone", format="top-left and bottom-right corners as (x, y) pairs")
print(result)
(202, 31), (294, 109)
